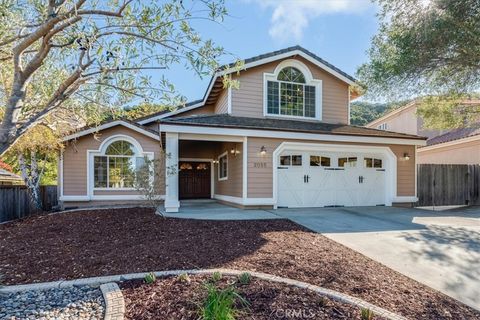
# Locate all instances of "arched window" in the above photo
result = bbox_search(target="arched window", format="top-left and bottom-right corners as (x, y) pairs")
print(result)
(266, 63), (318, 119)
(94, 139), (145, 189)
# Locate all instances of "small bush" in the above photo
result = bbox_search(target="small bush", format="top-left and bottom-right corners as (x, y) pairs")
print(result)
(178, 273), (191, 283)
(144, 272), (156, 284)
(361, 307), (375, 320)
(237, 272), (251, 285)
(211, 271), (222, 282)
(200, 283), (248, 320)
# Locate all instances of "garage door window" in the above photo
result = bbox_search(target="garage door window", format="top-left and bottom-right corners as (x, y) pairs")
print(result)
(310, 155), (331, 167)
(280, 155), (302, 166)
(338, 157), (357, 167)
(365, 158), (383, 168)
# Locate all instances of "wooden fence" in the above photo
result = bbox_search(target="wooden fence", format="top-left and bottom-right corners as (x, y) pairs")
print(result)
(0, 185), (57, 223)
(417, 164), (480, 206)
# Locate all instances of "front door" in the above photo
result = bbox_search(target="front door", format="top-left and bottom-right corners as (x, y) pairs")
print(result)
(179, 161), (211, 199)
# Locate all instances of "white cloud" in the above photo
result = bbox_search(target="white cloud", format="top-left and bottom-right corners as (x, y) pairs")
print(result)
(247, 0), (373, 42)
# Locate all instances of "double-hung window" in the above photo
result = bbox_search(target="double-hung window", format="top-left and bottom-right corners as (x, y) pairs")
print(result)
(267, 66), (317, 119)
(218, 153), (228, 181)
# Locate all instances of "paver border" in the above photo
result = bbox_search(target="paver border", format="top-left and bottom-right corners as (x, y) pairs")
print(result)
(0, 268), (407, 320)
(100, 283), (125, 320)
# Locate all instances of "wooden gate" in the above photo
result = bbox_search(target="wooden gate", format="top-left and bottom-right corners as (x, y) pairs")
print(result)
(417, 164), (480, 206)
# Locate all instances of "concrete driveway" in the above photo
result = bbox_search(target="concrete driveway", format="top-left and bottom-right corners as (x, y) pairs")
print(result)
(275, 206), (480, 310)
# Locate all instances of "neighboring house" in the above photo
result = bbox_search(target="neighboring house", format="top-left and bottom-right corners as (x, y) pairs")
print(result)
(0, 168), (23, 185)
(60, 46), (426, 212)
(366, 100), (480, 164)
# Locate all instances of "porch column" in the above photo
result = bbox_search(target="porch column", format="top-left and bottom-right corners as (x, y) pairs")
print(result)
(165, 132), (180, 212)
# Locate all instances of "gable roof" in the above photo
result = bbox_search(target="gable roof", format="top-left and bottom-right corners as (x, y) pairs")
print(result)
(426, 123), (480, 146)
(138, 45), (357, 125)
(0, 168), (23, 183)
(61, 119), (160, 142)
(160, 114), (426, 141)
(366, 101), (417, 128)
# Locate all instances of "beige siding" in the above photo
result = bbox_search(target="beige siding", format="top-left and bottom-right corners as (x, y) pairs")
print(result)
(214, 142), (243, 197)
(418, 139), (480, 164)
(214, 88), (229, 114)
(231, 56), (350, 123)
(62, 126), (164, 196)
(247, 137), (416, 198)
(174, 104), (215, 117)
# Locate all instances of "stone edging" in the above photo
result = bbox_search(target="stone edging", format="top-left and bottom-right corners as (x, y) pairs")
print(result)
(0, 268), (407, 320)
(100, 283), (125, 320)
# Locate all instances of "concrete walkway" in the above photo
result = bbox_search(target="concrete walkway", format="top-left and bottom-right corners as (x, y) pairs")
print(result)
(275, 206), (480, 311)
(163, 200), (279, 220)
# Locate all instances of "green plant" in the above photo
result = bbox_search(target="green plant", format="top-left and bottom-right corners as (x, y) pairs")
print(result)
(237, 272), (251, 285)
(177, 273), (191, 283)
(211, 271), (222, 282)
(144, 272), (156, 284)
(361, 307), (375, 320)
(200, 284), (248, 320)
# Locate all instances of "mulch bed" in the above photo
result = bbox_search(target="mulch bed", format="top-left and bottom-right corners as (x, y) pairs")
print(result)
(1, 207), (479, 319)
(121, 274), (380, 320)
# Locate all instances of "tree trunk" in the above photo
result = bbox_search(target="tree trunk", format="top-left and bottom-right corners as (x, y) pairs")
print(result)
(0, 73), (28, 156)
(18, 152), (43, 210)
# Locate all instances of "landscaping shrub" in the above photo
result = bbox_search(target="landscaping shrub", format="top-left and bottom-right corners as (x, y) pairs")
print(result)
(237, 272), (251, 285)
(177, 273), (191, 283)
(361, 307), (375, 320)
(200, 283), (248, 320)
(211, 271), (222, 282)
(144, 272), (156, 284)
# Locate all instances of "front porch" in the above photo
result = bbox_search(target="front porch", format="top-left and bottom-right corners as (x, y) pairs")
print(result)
(164, 133), (248, 212)
(162, 200), (279, 220)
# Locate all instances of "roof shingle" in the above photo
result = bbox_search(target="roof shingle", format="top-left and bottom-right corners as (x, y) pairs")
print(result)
(160, 114), (426, 140)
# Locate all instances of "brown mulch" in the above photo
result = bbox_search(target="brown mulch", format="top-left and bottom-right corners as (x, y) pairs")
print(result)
(121, 274), (380, 320)
(0, 207), (478, 319)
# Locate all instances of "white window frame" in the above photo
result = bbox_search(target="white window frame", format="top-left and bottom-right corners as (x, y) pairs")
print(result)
(263, 59), (322, 121)
(378, 123), (388, 130)
(218, 151), (228, 181)
(88, 135), (154, 192)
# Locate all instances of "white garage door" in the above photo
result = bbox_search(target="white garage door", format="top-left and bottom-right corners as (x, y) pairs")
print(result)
(277, 151), (386, 208)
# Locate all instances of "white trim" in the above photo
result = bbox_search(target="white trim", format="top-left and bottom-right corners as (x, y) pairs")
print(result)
(418, 134), (480, 151)
(60, 195), (166, 202)
(263, 59), (323, 121)
(213, 194), (275, 206)
(59, 151), (64, 199)
(165, 132), (180, 212)
(242, 137), (248, 200)
(62, 120), (160, 142)
(348, 90), (351, 125)
(162, 124), (427, 146)
(179, 158), (215, 198)
(221, 49), (356, 86)
(414, 145), (418, 199)
(393, 196), (418, 203)
(87, 135), (154, 196)
(272, 142), (398, 208)
(227, 86), (232, 114)
(59, 195), (90, 201)
(218, 151), (228, 181)
(137, 49), (356, 124)
(178, 133), (243, 142)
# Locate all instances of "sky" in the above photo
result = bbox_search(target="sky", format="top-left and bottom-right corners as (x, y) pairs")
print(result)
(162, 0), (379, 103)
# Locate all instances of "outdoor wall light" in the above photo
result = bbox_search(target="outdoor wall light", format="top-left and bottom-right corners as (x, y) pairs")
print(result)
(260, 146), (267, 156)
(230, 146), (241, 156)
(404, 153), (410, 161)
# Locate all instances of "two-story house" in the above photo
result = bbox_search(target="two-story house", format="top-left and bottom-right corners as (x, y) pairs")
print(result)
(366, 100), (480, 165)
(60, 46), (426, 212)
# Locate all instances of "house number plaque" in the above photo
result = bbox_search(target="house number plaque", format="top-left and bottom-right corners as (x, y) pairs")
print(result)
(254, 162), (267, 168)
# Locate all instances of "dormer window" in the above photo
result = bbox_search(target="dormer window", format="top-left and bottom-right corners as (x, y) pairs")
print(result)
(264, 60), (322, 120)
